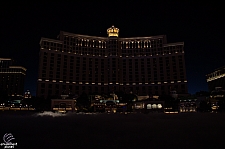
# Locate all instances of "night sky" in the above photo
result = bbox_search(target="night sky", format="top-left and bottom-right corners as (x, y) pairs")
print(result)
(1, 1), (224, 96)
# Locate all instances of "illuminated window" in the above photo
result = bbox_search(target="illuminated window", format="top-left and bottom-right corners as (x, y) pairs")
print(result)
(152, 104), (157, 109)
(158, 104), (162, 108)
(147, 104), (151, 109)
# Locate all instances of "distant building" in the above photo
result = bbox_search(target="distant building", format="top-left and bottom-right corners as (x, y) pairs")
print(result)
(51, 95), (77, 113)
(24, 90), (32, 99)
(37, 25), (188, 99)
(206, 66), (225, 92)
(209, 87), (225, 112)
(0, 58), (26, 97)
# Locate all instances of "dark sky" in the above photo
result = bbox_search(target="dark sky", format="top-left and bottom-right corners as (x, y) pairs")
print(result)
(1, 1), (224, 95)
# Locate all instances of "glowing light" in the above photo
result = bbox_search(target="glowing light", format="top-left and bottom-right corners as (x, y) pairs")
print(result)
(158, 104), (162, 108)
(9, 66), (27, 71)
(147, 104), (151, 109)
(0, 72), (26, 75)
(107, 25), (119, 37)
(207, 73), (225, 82)
(152, 104), (157, 109)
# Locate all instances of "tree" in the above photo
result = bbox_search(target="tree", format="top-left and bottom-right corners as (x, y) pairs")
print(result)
(199, 100), (211, 112)
(122, 92), (138, 103)
(33, 96), (45, 112)
(0, 87), (8, 103)
(120, 93), (137, 112)
(217, 100), (225, 112)
(76, 93), (91, 112)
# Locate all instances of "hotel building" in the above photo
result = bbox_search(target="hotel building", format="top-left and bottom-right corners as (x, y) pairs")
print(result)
(0, 58), (26, 97)
(37, 26), (188, 99)
(206, 66), (225, 92)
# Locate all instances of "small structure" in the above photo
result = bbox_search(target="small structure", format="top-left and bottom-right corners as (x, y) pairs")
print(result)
(51, 95), (77, 113)
(92, 100), (127, 113)
(179, 99), (197, 113)
(133, 98), (165, 113)
(91, 93), (127, 113)
(24, 90), (32, 99)
(209, 87), (225, 112)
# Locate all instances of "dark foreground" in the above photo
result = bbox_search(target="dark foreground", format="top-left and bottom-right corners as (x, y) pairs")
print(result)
(0, 112), (225, 149)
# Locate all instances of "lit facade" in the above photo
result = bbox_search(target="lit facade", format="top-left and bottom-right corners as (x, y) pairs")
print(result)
(134, 100), (165, 113)
(0, 58), (26, 97)
(37, 26), (188, 99)
(206, 66), (225, 92)
(24, 90), (32, 98)
(179, 99), (197, 113)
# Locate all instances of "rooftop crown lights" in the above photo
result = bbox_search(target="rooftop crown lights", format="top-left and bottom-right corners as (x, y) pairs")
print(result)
(107, 25), (119, 37)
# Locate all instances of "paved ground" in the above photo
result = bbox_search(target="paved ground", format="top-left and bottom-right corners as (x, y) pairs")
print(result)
(0, 112), (225, 149)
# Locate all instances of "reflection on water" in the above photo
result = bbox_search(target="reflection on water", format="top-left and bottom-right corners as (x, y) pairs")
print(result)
(34, 111), (68, 117)
(33, 111), (99, 117)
